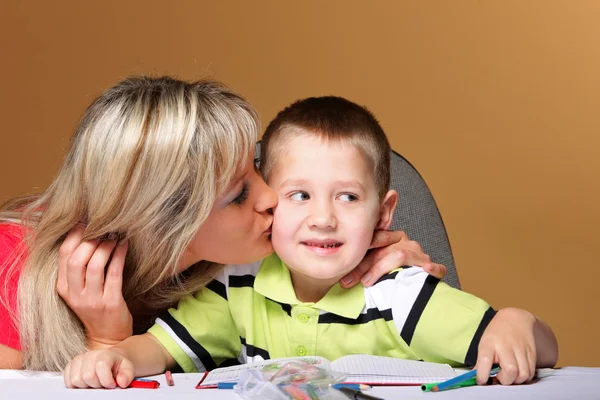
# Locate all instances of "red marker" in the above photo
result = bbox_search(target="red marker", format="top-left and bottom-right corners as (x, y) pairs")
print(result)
(128, 378), (160, 389)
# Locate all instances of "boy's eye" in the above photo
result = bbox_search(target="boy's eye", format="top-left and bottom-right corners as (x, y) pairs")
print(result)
(338, 193), (358, 202)
(231, 184), (249, 205)
(290, 191), (310, 201)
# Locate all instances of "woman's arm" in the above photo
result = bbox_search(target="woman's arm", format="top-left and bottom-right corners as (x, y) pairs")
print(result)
(0, 224), (25, 369)
(340, 230), (447, 288)
(0, 344), (22, 369)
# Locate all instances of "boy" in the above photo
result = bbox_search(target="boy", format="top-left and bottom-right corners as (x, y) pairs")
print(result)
(64, 97), (558, 388)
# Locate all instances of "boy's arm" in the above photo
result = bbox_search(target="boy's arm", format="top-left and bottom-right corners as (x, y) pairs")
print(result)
(387, 269), (558, 386)
(533, 313), (559, 367)
(388, 270), (494, 367)
(111, 333), (176, 377)
(64, 332), (174, 389)
(147, 269), (243, 373)
(474, 307), (558, 385)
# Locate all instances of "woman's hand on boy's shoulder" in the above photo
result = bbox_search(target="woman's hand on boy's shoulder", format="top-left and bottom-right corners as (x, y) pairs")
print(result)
(340, 230), (446, 288)
(56, 225), (133, 349)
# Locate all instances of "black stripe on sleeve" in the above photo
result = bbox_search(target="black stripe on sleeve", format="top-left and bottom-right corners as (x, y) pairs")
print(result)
(229, 274), (256, 288)
(240, 337), (271, 360)
(318, 307), (393, 325)
(400, 275), (439, 346)
(206, 279), (227, 300)
(158, 311), (218, 371)
(464, 307), (497, 366)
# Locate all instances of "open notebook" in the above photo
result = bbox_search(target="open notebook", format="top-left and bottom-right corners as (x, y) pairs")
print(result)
(196, 355), (457, 388)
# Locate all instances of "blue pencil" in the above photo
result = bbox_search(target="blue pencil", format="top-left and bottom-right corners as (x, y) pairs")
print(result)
(331, 383), (371, 390)
(217, 382), (237, 389)
(435, 367), (501, 391)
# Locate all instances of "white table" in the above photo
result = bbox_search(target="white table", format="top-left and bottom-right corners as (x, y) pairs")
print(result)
(1, 367), (598, 399)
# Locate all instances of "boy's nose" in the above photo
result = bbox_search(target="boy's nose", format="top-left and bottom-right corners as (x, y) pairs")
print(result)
(308, 204), (337, 229)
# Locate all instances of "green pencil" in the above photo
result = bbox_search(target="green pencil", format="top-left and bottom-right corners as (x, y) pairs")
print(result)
(421, 376), (495, 392)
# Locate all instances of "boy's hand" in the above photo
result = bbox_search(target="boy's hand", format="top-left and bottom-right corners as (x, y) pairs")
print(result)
(474, 308), (537, 385)
(341, 230), (446, 287)
(64, 349), (135, 389)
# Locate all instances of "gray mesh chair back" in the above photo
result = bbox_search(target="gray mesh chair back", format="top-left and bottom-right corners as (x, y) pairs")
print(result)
(255, 144), (460, 289)
(388, 151), (459, 289)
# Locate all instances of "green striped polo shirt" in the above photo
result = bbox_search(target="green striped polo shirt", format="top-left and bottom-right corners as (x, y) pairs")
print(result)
(149, 253), (494, 373)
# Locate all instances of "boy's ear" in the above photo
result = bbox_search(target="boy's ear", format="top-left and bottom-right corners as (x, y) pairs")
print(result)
(375, 190), (398, 230)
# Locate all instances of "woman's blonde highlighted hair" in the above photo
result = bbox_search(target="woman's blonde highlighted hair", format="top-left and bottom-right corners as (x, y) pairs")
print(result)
(0, 76), (259, 371)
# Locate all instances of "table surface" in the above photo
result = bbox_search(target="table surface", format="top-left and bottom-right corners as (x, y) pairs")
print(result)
(1, 367), (598, 399)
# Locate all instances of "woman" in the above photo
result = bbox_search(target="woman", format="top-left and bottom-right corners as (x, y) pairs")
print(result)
(0, 76), (445, 371)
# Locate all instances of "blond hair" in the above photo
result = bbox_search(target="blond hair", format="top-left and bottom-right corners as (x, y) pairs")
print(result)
(0, 76), (259, 371)
(260, 96), (391, 198)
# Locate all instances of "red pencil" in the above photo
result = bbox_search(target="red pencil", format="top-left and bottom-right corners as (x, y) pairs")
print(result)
(165, 370), (174, 386)
(128, 378), (160, 389)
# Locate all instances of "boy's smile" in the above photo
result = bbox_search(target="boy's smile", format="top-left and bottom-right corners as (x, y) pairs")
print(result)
(266, 133), (396, 302)
(300, 238), (344, 255)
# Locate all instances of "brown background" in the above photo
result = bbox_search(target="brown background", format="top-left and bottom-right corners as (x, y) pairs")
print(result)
(1, 2), (598, 367)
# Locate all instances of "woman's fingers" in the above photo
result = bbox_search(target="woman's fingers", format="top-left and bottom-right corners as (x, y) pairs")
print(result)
(423, 263), (447, 280)
(340, 249), (378, 288)
(66, 239), (101, 296)
(367, 230), (407, 250)
(57, 225), (86, 298)
(359, 251), (406, 286)
(103, 239), (128, 299)
(85, 240), (118, 295)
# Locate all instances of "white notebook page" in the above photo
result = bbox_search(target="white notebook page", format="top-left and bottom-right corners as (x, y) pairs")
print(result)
(331, 355), (457, 384)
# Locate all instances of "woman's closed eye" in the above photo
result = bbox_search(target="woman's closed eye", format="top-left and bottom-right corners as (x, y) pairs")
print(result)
(290, 191), (310, 201)
(231, 183), (249, 205)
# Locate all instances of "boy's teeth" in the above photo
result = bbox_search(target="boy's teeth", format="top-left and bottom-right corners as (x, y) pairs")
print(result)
(308, 243), (339, 248)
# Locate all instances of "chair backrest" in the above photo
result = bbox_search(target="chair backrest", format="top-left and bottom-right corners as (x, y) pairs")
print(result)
(255, 144), (460, 289)
(388, 150), (460, 289)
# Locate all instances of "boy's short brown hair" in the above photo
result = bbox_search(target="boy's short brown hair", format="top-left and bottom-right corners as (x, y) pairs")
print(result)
(260, 96), (391, 198)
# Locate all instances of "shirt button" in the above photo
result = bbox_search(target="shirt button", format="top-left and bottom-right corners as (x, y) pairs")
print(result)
(298, 314), (309, 323)
(296, 346), (307, 356)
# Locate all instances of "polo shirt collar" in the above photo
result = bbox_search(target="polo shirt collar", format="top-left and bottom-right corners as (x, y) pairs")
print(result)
(254, 253), (365, 319)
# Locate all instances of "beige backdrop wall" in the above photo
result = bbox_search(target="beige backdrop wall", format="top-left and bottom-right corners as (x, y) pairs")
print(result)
(1, 2), (598, 367)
